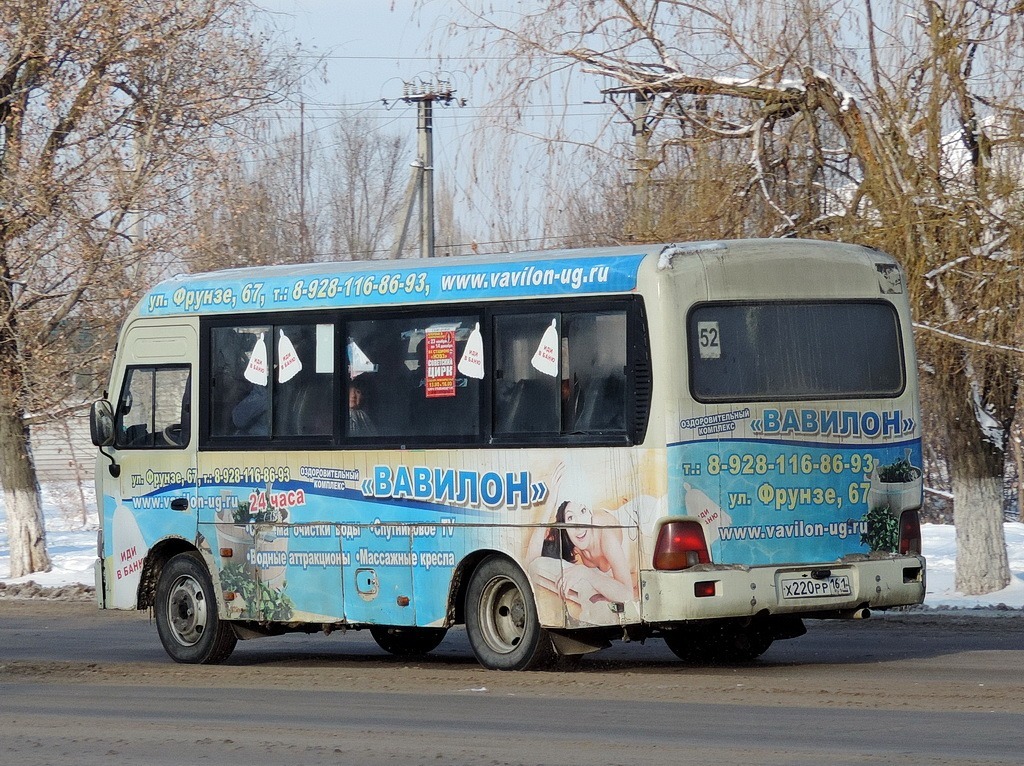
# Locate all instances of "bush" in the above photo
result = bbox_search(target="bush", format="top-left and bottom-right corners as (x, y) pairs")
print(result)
(861, 505), (900, 552)
(878, 457), (919, 483)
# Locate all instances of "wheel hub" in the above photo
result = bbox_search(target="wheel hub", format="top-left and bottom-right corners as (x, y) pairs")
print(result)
(481, 576), (526, 652)
(167, 574), (208, 646)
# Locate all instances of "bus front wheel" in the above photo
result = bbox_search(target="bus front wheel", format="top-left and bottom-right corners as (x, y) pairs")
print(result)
(155, 552), (237, 664)
(370, 626), (447, 656)
(465, 556), (554, 671)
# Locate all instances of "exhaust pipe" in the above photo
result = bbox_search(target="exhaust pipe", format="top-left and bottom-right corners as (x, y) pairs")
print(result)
(845, 607), (871, 620)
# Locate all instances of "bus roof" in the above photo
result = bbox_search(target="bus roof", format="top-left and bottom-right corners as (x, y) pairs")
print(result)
(134, 239), (893, 319)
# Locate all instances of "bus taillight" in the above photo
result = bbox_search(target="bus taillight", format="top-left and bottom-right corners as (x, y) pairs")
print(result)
(653, 520), (711, 570)
(899, 509), (922, 555)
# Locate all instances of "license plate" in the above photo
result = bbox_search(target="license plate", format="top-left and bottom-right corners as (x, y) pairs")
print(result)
(780, 574), (852, 599)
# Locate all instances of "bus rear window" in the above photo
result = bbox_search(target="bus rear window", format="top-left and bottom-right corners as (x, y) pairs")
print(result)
(688, 301), (904, 402)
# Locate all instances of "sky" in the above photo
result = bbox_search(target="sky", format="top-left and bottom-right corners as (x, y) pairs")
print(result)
(262, 1), (460, 103)
(255, 1), (617, 251)
(258, 1), (500, 245)
(2, 481), (1024, 610)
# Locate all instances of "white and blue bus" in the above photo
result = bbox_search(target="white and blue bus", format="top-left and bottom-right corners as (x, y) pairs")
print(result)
(90, 239), (925, 669)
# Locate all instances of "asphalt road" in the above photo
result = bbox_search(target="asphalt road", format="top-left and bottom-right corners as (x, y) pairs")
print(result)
(2, 601), (1023, 766)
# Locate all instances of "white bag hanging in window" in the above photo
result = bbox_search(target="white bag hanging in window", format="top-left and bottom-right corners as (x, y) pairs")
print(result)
(457, 322), (485, 380)
(530, 318), (559, 377)
(244, 333), (269, 386)
(347, 340), (376, 377)
(278, 329), (303, 383)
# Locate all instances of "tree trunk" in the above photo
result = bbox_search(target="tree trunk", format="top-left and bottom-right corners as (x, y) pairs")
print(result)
(0, 262), (51, 577)
(1012, 417), (1024, 523)
(0, 390), (51, 578)
(1014, 379), (1024, 523)
(942, 378), (1011, 595)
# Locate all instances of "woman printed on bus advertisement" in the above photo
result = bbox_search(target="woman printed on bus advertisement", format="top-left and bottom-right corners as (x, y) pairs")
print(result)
(527, 498), (637, 626)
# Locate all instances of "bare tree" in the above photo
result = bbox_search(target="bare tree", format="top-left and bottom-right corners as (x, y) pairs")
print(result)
(191, 130), (313, 272)
(0, 0), (297, 576)
(434, 179), (473, 257)
(457, 0), (1024, 593)
(322, 109), (408, 260)
(193, 107), (424, 264)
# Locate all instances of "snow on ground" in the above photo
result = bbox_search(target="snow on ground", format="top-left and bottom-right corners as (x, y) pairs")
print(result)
(0, 482), (100, 592)
(1, 481), (1023, 609)
(920, 521), (1024, 609)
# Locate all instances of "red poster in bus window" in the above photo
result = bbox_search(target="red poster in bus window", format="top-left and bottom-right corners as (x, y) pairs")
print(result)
(425, 330), (456, 398)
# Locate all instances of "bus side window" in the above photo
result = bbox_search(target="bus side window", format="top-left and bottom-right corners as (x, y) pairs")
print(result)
(348, 317), (414, 437)
(408, 324), (481, 438)
(494, 314), (560, 434)
(347, 315), (480, 441)
(493, 310), (628, 437)
(210, 326), (271, 438)
(274, 324), (334, 437)
(564, 311), (628, 433)
(115, 366), (191, 449)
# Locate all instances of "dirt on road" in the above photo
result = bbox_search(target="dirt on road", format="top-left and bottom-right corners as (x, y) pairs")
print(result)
(2, 599), (1023, 715)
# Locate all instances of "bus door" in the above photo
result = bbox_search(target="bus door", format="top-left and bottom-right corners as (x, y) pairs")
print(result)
(342, 524), (417, 627)
(105, 324), (198, 608)
(242, 514), (346, 623)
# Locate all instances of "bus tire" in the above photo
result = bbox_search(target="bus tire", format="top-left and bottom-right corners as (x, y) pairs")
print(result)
(370, 626), (447, 656)
(465, 555), (554, 671)
(663, 620), (772, 665)
(155, 552), (237, 664)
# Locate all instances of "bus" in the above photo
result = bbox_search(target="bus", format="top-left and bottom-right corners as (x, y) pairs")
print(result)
(89, 239), (926, 670)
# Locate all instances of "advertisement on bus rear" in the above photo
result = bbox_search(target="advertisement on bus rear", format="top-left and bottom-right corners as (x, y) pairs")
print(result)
(670, 405), (922, 566)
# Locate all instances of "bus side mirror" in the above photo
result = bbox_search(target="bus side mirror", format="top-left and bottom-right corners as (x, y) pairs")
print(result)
(90, 400), (116, 447)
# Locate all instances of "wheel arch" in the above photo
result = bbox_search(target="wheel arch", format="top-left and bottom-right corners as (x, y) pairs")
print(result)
(448, 549), (531, 626)
(137, 537), (201, 610)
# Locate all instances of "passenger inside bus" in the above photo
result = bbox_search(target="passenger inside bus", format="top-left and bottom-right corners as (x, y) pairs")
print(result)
(347, 376), (376, 436)
(231, 381), (269, 436)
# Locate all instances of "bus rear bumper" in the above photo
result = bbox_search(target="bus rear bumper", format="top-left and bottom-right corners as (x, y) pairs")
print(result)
(640, 555), (925, 623)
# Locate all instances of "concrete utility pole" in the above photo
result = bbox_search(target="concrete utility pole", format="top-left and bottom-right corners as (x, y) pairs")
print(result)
(391, 79), (458, 259)
(299, 97), (311, 261)
(630, 91), (659, 240)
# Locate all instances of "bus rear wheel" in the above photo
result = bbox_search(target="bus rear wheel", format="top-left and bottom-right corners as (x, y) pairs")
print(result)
(155, 552), (237, 664)
(370, 626), (447, 656)
(465, 556), (554, 671)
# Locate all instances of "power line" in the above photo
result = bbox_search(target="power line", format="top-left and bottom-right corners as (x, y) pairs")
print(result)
(260, 102), (613, 118)
(302, 232), (607, 261)
(276, 53), (524, 62)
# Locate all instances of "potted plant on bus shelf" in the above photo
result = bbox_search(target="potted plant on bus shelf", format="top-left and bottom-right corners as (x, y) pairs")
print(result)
(866, 450), (922, 513)
(231, 501), (251, 524)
